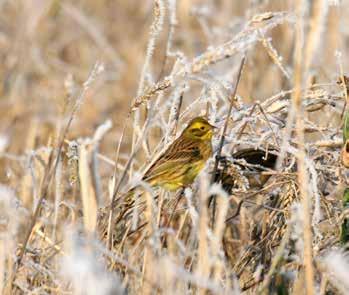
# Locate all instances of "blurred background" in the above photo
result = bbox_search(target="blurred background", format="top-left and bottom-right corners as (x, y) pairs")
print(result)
(1, 0), (349, 293)
(0, 0), (346, 191)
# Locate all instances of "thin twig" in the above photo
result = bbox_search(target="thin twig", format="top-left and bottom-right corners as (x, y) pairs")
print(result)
(236, 103), (257, 142)
(209, 57), (245, 227)
(109, 117), (151, 210)
(225, 180), (290, 222)
(107, 124), (127, 249)
(257, 226), (291, 293)
(293, 1), (315, 293)
(8, 62), (103, 289)
(256, 103), (280, 148)
(172, 93), (184, 136)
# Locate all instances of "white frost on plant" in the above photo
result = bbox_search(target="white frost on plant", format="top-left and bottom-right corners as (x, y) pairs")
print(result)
(184, 188), (199, 227)
(253, 264), (264, 281)
(83, 61), (105, 89)
(159, 256), (227, 294)
(289, 203), (304, 262)
(208, 183), (228, 199)
(335, 50), (342, 60)
(323, 250), (349, 291)
(61, 228), (123, 295)
(166, 0), (178, 57)
(209, 87), (218, 126)
(137, 0), (165, 97)
(328, 0), (340, 6)
(166, 82), (187, 142)
(92, 119), (112, 144)
(306, 158), (322, 232)
(0, 135), (8, 153)
(0, 184), (23, 238)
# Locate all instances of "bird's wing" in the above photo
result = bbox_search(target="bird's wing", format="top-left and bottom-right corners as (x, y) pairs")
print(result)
(142, 138), (200, 183)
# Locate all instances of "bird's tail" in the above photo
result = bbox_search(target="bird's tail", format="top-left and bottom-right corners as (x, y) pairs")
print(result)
(97, 186), (143, 244)
(112, 186), (140, 223)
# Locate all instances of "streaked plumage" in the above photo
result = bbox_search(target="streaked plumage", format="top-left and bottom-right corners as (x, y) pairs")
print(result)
(98, 117), (215, 243)
(142, 117), (214, 190)
(116, 117), (214, 215)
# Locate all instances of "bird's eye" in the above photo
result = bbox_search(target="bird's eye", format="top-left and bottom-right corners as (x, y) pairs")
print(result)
(200, 126), (205, 130)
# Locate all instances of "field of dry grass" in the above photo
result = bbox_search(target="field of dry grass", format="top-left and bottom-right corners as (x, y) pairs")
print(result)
(1, 0), (349, 294)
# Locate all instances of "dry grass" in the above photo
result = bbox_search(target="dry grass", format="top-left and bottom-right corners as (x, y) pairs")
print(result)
(1, 0), (349, 294)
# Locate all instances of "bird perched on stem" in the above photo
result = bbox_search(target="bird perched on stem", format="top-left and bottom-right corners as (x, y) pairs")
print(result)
(113, 116), (215, 219)
(141, 116), (215, 191)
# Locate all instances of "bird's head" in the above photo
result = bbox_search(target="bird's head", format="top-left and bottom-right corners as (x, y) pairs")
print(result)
(183, 116), (216, 141)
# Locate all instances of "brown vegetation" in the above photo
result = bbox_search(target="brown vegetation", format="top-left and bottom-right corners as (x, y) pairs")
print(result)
(0, 0), (349, 294)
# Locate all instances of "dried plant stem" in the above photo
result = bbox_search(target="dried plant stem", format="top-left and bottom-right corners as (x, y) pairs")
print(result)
(260, 35), (290, 80)
(7, 62), (102, 290)
(211, 191), (229, 286)
(107, 124), (126, 249)
(293, 1), (314, 293)
(106, 118), (152, 249)
(8, 146), (55, 291)
(210, 57), (245, 226)
(337, 55), (348, 119)
(109, 118), (150, 210)
(21, 119), (38, 210)
(136, 0), (165, 98)
(196, 177), (210, 295)
(0, 242), (4, 294)
(169, 92), (184, 138)
(258, 226), (291, 293)
(296, 68), (315, 295)
(141, 191), (155, 294)
(52, 158), (62, 242)
(235, 103), (257, 142)
(132, 12), (291, 110)
(304, 0), (328, 72)
(131, 0), (166, 187)
(79, 144), (97, 234)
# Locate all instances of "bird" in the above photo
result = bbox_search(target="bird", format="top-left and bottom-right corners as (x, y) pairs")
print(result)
(112, 116), (215, 221)
(140, 116), (215, 191)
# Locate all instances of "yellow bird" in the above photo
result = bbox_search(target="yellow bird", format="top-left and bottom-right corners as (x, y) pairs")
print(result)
(141, 116), (215, 191)
(100, 117), (215, 242)
(115, 116), (215, 214)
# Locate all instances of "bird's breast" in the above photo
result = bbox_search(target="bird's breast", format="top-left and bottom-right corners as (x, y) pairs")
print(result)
(198, 141), (212, 160)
